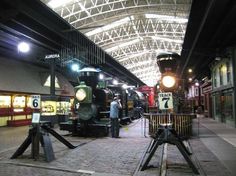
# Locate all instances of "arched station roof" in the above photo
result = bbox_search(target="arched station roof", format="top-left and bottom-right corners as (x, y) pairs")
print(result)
(41, 0), (192, 86)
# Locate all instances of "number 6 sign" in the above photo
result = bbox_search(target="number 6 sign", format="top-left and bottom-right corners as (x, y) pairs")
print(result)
(31, 95), (41, 109)
(158, 92), (173, 110)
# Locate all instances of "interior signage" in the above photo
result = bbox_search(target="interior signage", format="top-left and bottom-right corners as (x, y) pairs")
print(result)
(158, 92), (173, 110)
(45, 54), (60, 59)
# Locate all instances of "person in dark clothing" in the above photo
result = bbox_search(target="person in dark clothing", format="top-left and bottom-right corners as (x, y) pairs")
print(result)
(109, 97), (122, 138)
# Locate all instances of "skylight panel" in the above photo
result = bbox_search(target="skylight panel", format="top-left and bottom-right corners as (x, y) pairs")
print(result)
(145, 14), (188, 23)
(48, 0), (72, 8)
(152, 36), (183, 44)
(105, 38), (140, 52)
(86, 16), (133, 36)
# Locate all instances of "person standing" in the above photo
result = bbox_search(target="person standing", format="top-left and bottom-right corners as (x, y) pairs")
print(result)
(110, 97), (122, 138)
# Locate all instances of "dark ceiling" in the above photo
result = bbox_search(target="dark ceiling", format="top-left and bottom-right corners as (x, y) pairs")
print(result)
(180, 0), (236, 81)
(0, 0), (145, 86)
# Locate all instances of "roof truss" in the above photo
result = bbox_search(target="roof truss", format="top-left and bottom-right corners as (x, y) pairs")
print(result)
(42, 0), (191, 86)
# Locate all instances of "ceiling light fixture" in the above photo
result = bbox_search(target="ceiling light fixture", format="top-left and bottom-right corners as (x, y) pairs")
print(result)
(71, 63), (79, 72)
(18, 42), (30, 53)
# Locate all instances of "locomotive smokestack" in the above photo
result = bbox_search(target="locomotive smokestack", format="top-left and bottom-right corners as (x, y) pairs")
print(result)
(78, 67), (99, 89)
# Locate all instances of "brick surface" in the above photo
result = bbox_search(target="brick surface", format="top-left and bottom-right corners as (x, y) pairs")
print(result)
(0, 118), (235, 176)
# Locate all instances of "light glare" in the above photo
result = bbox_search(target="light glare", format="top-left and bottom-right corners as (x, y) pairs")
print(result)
(71, 64), (79, 72)
(122, 84), (128, 89)
(113, 79), (118, 85)
(18, 42), (30, 53)
(48, 0), (71, 8)
(99, 74), (104, 80)
(162, 76), (176, 88)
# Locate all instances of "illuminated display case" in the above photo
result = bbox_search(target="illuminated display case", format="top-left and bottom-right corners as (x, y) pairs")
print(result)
(25, 96), (33, 114)
(57, 101), (71, 115)
(40, 96), (71, 125)
(0, 95), (11, 108)
(13, 96), (25, 113)
(0, 95), (11, 116)
(41, 101), (57, 116)
(0, 94), (32, 127)
(57, 97), (71, 123)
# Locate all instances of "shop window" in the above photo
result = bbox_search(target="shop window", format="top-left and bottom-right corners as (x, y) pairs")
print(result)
(214, 94), (221, 118)
(213, 70), (217, 87)
(195, 87), (199, 96)
(226, 62), (231, 83)
(0, 95), (11, 108)
(13, 96), (26, 112)
(219, 66), (223, 85)
(204, 95), (208, 111)
(224, 93), (233, 119)
(57, 101), (70, 115)
(26, 96), (32, 107)
(41, 101), (57, 116)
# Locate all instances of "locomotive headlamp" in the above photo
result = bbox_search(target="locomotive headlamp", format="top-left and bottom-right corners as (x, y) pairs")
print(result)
(74, 82), (92, 103)
(160, 72), (178, 92)
(162, 75), (176, 88)
(76, 88), (87, 101)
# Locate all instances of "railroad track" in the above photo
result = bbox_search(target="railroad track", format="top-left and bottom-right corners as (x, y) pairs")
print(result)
(133, 140), (206, 176)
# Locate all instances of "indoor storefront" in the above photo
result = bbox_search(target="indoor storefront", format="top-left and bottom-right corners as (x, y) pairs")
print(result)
(0, 56), (75, 127)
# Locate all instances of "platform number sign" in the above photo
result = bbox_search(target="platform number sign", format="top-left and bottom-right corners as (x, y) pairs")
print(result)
(31, 95), (41, 109)
(158, 92), (173, 110)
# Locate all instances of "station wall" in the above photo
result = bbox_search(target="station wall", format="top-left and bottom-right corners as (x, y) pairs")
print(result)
(0, 56), (75, 127)
(211, 50), (235, 127)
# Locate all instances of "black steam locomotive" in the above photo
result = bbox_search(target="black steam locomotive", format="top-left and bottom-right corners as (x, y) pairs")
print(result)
(60, 67), (113, 136)
(155, 53), (186, 113)
(60, 67), (147, 136)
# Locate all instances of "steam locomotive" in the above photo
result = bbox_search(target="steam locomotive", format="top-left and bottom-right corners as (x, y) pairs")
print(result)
(60, 68), (112, 136)
(60, 67), (147, 136)
(155, 53), (185, 113)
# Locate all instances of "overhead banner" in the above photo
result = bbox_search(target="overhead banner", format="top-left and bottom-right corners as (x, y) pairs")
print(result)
(158, 92), (173, 110)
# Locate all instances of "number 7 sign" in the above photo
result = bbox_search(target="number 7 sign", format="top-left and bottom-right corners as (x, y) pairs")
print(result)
(158, 92), (173, 110)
